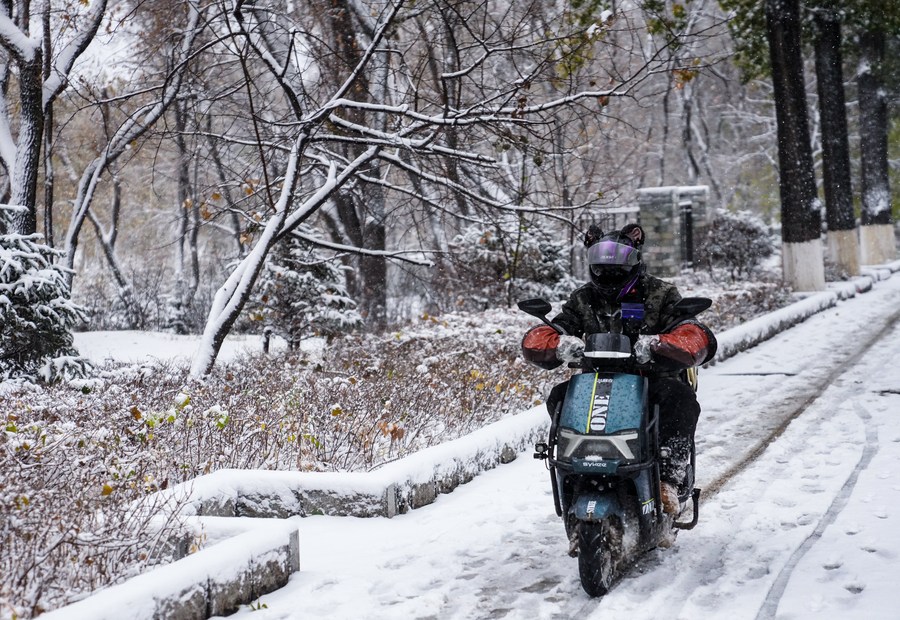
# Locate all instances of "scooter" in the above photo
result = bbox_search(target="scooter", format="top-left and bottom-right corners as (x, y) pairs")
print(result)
(518, 297), (711, 597)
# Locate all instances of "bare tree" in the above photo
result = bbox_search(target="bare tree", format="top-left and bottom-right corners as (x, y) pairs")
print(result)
(188, 0), (687, 376)
(0, 0), (108, 234)
(32, 0), (202, 328)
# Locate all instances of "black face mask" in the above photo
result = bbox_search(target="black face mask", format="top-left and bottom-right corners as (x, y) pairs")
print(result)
(590, 264), (642, 302)
(590, 265), (631, 286)
(591, 265), (632, 294)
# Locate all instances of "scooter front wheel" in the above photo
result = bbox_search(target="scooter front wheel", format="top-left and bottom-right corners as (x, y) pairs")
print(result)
(577, 518), (618, 597)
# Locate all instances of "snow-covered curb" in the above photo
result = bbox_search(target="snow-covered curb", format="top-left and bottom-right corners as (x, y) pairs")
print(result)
(42, 407), (548, 618)
(713, 262), (899, 362)
(41, 518), (299, 619)
(168, 405), (550, 519)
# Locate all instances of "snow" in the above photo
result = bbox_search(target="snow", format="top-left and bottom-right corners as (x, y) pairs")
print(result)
(58, 266), (900, 619)
(39, 518), (299, 620)
(72, 330), (288, 364)
(0, 14), (39, 61)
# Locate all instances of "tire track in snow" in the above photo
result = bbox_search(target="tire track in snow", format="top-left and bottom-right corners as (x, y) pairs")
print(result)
(754, 398), (878, 619)
(596, 287), (900, 619)
(702, 299), (900, 501)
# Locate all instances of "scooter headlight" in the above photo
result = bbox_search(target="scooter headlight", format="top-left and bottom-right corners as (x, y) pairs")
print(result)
(557, 428), (640, 462)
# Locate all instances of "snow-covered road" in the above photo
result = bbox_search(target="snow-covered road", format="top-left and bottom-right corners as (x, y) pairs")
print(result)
(222, 276), (900, 620)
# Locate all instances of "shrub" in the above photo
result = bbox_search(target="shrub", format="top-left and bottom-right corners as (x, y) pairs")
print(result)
(695, 209), (776, 281)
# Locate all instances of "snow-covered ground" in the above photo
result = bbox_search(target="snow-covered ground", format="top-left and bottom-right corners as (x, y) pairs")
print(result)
(197, 273), (898, 620)
(71, 330), (287, 365)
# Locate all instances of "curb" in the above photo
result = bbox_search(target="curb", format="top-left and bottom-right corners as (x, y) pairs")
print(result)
(166, 405), (549, 519)
(40, 519), (299, 620)
(712, 262), (899, 364)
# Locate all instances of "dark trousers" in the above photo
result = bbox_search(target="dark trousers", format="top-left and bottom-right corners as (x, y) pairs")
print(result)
(650, 376), (699, 484)
(649, 376), (700, 450)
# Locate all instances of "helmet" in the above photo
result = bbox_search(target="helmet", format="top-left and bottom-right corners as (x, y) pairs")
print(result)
(586, 228), (643, 300)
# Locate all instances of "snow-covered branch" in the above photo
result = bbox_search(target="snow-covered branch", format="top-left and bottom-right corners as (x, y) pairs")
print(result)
(291, 229), (434, 266)
(42, 0), (109, 109)
(0, 12), (38, 61)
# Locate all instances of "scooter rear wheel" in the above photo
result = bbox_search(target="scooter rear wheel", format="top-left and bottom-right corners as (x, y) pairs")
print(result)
(577, 519), (616, 597)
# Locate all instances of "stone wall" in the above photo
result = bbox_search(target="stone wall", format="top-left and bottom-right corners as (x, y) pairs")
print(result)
(636, 186), (710, 277)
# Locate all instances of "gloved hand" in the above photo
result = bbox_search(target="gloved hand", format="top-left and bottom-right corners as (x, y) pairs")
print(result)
(556, 335), (584, 363)
(633, 335), (659, 364)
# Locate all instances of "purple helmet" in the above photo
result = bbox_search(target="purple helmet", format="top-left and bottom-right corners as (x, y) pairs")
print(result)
(586, 231), (643, 300)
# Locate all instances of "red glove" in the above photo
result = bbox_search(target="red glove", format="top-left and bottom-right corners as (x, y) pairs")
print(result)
(522, 325), (563, 370)
(654, 323), (711, 366)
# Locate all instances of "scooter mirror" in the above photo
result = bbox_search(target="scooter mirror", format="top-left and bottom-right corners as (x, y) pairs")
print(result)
(672, 297), (712, 318)
(517, 298), (553, 319)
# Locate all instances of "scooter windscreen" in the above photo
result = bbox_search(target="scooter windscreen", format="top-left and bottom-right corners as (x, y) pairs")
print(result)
(583, 333), (632, 359)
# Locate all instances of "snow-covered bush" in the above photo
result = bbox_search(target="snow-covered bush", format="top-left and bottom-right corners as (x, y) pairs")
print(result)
(695, 209), (776, 281)
(0, 387), (190, 618)
(0, 205), (91, 382)
(446, 221), (579, 310)
(248, 233), (362, 347)
(673, 269), (792, 335)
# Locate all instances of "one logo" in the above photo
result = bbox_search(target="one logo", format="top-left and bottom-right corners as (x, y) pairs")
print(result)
(587, 500), (597, 515)
(642, 498), (655, 515)
(589, 378), (612, 433)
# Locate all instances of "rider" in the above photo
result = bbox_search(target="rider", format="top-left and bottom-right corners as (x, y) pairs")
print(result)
(521, 223), (717, 514)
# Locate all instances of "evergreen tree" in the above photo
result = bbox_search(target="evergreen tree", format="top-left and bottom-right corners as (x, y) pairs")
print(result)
(448, 221), (579, 310)
(0, 206), (91, 382)
(250, 233), (362, 348)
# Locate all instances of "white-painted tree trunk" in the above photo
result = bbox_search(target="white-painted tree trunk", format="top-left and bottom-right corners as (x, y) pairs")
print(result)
(859, 224), (896, 265)
(782, 238), (825, 291)
(825, 228), (860, 276)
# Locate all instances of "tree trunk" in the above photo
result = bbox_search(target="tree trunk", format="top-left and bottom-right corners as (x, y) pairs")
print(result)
(43, 105), (55, 246)
(765, 0), (825, 290)
(206, 115), (245, 257)
(326, 0), (389, 329)
(813, 9), (858, 275)
(857, 28), (896, 265)
(171, 98), (201, 333)
(85, 183), (145, 328)
(10, 54), (43, 235)
(190, 137), (343, 377)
